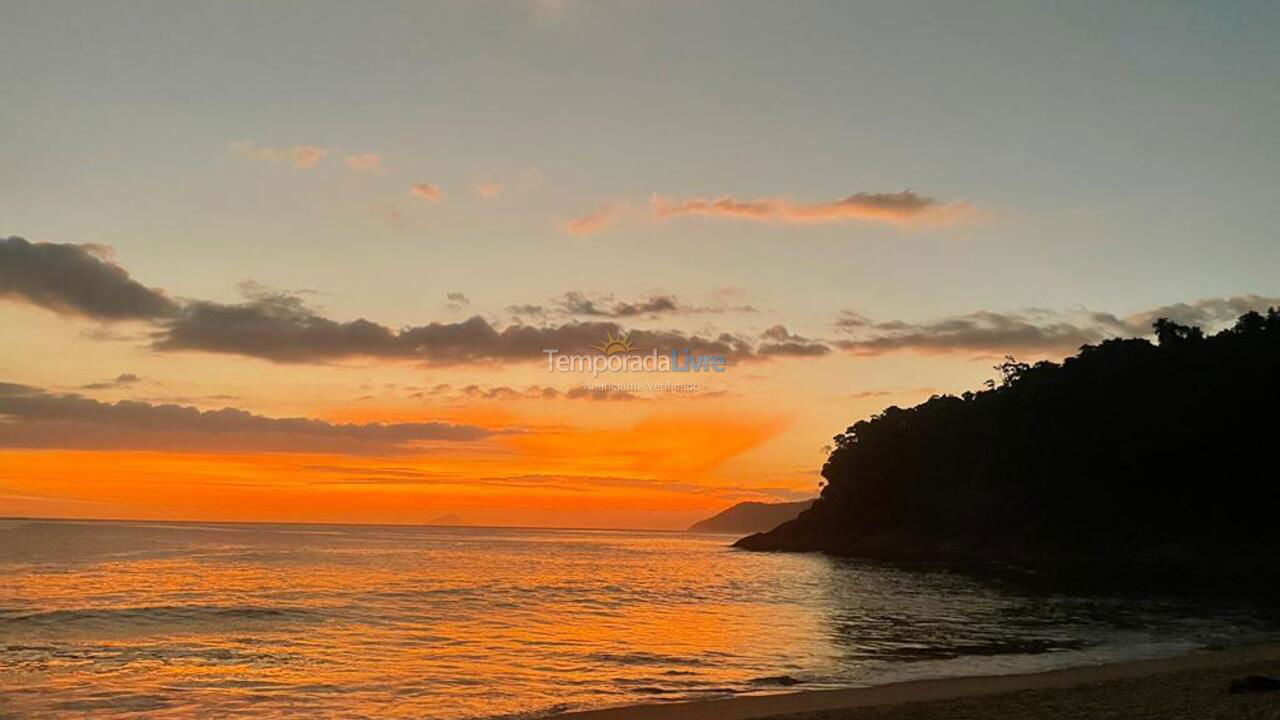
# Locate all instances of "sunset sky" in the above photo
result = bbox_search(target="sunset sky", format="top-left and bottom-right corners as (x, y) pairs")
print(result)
(2, 1), (1279, 528)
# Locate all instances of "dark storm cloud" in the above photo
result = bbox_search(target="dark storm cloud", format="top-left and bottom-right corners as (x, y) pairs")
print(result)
(0, 236), (178, 320)
(0, 382), (494, 455)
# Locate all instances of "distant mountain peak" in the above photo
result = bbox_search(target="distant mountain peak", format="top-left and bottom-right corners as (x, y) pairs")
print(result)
(688, 500), (814, 534)
(426, 513), (470, 527)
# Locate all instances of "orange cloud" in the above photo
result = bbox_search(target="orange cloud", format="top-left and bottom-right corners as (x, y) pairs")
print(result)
(291, 145), (327, 168)
(343, 153), (382, 172)
(474, 182), (502, 198)
(560, 205), (614, 236)
(0, 382), (496, 455)
(230, 141), (328, 169)
(651, 190), (970, 226)
(409, 183), (442, 202)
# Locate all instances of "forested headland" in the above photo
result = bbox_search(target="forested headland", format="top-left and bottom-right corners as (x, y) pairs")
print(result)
(736, 311), (1280, 592)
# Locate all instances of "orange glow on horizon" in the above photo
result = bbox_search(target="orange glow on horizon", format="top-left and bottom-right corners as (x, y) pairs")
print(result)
(0, 403), (804, 528)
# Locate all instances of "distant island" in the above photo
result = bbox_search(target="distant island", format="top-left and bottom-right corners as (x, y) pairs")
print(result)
(688, 500), (815, 534)
(737, 311), (1280, 592)
(426, 514), (470, 527)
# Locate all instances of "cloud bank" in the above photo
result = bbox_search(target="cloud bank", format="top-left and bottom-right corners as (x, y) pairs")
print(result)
(833, 296), (1280, 357)
(651, 190), (969, 226)
(0, 382), (494, 455)
(154, 293), (761, 364)
(8, 237), (1275, 368)
(0, 236), (178, 320)
(2, 238), (826, 365)
(549, 291), (756, 318)
(757, 325), (831, 357)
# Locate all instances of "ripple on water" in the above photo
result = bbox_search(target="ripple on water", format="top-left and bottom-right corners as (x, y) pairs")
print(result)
(2, 520), (1278, 719)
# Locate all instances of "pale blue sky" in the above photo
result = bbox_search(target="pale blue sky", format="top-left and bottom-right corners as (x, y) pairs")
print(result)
(5, 0), (1280, 526)
(3, 0), (1278, 334)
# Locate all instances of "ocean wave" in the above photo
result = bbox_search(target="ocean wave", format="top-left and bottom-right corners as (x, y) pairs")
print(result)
(0, 604), (317, 629)
(4, 522), (1278, 719)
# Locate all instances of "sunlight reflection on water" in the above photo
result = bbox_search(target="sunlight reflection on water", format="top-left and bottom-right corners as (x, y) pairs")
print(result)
(1, 519), (1275, 718)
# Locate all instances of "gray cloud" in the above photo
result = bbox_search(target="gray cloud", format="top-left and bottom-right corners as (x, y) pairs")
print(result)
(79, 373), (142, 390)
(612, 295), (681, 317)
(506, 304), (547, 318)
(833, 295), (1280, 357)
(2, 239), (790, 366)
(652, 190), (969, 225)
(1120, 295), (1280, 333)
(0, 237), (178, 320)
(155, 295), (405, 362)
(833, 311), (873, 329)
(834, 310), (1110, 356)
(756, 325), (831, 357)
(458, 384), (638, 401)
(556, 291), (610, 316)
(552, 291), (756, 318)
(419, 383), (722, 403)
(848, 387), (937, 400)
(153, 291), (755, 365)
(0, 382), (494, 455)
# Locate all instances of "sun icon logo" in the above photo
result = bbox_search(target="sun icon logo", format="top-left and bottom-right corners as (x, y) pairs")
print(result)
(592, 331), (636, 355)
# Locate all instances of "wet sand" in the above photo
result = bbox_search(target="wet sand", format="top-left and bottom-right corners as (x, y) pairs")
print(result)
(556, 643), (1280, 720)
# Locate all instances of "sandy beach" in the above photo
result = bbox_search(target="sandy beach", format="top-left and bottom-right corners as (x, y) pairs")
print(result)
(556, 643), (1280, 720)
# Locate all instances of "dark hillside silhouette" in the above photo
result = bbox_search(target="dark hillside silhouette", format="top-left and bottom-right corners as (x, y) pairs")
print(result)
(688, 500), (814, 534)
(736, 311), (1280, 591)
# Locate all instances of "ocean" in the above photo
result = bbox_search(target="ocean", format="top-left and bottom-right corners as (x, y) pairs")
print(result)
(1, 518), (1275, 718)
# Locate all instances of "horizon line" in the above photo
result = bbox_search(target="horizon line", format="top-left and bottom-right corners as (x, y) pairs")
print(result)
(0, 514), (717, 535)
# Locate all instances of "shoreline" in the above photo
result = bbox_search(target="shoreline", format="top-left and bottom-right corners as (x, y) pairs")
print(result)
(553, 642), (1280, 720)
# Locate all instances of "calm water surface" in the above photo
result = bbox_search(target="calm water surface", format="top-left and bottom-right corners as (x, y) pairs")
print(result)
(1, 519), (1275, 718)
